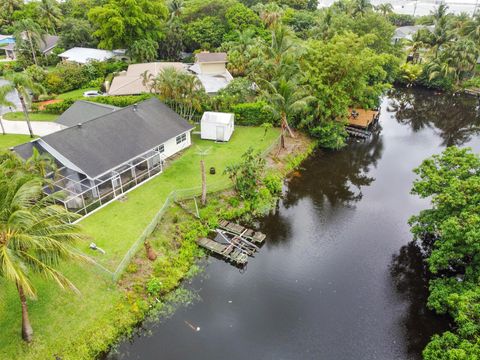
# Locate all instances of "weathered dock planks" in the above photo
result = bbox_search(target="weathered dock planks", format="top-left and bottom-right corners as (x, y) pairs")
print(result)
(218, 220), (266, 244)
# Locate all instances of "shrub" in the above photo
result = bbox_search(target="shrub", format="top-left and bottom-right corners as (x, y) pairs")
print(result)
(263, 174), (283, 195)
(44, 63), (88, 94)
(44, 99), (76, 114)
(231, 101), (276, 126)
(146, 276), (163, 295)
(89, 94), (153, 107)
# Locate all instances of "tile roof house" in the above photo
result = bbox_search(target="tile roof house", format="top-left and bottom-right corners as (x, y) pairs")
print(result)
(1, 34), (59, 61)
(188, 52), (233, 94)
(14, 98), (194, 216)
(392, 25), (434, 43)
(107, 52), (233, 96)
(108, 62), (187, 95)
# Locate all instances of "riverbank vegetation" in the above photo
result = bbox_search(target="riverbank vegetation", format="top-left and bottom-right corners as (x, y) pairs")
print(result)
(395, 5), (480, 91)
(2, 0), (402, 148)
(410, 147), (480, 359)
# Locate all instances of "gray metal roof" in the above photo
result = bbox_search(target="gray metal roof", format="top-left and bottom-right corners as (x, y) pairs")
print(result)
(38, 98), (193, 179)
(56, 100), (120, 127)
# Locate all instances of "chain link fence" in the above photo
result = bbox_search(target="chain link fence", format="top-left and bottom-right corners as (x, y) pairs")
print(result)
(111, 135), (281, 282)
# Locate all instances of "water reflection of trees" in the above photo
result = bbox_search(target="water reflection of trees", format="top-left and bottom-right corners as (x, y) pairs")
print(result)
(388, 88), (480, 146)
(390, 242), (450, 359)
(282, 130), (384, 209)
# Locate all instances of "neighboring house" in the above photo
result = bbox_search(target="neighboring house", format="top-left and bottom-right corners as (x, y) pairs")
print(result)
(56, 100), (120, 128)
(58, 47), (127, 64)
(0, 34), (59, 60)
(189, 52), (233, 94)
(108, 52), (233, 96)
(392, 25), (434, 43)
(13, 98), (194, 216)
(108, 62), (187, 95)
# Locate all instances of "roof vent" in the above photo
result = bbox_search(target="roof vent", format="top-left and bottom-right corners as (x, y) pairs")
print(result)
(77, 123), (82, 128)
(133, 103), (138, 112)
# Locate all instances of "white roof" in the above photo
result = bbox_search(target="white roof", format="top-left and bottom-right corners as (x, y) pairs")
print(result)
(58, 47), (115, 64)
(201, 112), (234, 125)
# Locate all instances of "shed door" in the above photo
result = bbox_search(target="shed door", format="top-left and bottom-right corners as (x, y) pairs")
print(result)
(216, 126), (225, 141)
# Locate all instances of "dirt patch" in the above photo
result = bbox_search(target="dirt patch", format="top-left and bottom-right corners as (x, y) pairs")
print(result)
(265, 131), (313, 173)
(36, 99), (62, 110)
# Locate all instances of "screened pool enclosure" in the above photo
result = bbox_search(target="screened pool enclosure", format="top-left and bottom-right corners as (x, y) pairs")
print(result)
(45, 148), (164, 216)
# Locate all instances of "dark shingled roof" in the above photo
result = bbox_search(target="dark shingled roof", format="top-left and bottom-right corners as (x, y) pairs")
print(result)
(38, 98), (193, 179)
(195, 52), (227, 63)
(56, 100), (120, 127)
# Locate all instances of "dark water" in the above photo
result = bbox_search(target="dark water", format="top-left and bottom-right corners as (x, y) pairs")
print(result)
(107, 88), (480, 360)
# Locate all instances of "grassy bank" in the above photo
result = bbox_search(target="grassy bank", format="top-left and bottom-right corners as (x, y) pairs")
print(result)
(80, 127), (280, 271)
(0, 134), (32, 149)
(0, 126), (283, 360)
(3, 112), (59, 122)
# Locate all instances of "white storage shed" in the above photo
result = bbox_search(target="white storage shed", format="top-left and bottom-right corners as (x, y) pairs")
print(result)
(200, 112), (234, 142)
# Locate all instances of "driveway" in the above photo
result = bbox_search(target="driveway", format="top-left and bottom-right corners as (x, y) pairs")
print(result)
(0, 116), (64, 136)
(0, 79), (21, 112)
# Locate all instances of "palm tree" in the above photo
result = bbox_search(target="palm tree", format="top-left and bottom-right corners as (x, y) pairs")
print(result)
(38, 0), (62, 35)
(261, 77), (315, 149)
(0, 0), (23, 27)
(376, 3), (393, 16)
(13, 19), (45, 66)
(0, 72), (45, 138)
(255, 2), (284, 28)
(353, 0), (373, 17)
(462, 14), (480, 43)
(222, 29), (257, 76)
(0, 166), (86, 342)
(154, 67), (205, 121)
(168, 0), (184, 21)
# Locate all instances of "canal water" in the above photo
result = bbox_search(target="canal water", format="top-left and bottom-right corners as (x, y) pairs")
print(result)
(107, 88), (480, 360)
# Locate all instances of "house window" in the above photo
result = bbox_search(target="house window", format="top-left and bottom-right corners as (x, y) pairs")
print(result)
(176, 133), (187, 145)
(155, 144), (164, 153)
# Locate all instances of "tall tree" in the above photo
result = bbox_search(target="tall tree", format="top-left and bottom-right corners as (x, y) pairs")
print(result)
(0, 72), (45, 138)
(261, 77), (314, 149)
(153, 67), (206, 121)
(375, 3), (393, 16)
(38, 0), (62, 34)
(88, 0), (168, 49)
(0, 0), (23, 27)
(13, 19), (45, 66)
(0, 164), (86, 343)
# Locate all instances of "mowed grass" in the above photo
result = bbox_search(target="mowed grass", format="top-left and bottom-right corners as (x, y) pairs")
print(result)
(3, 112), (59, 122)
(80, 126), (280, 270)
(0, 126), (279, 360)
(0, 134), (32, 149)
(57, 88), (97, 100)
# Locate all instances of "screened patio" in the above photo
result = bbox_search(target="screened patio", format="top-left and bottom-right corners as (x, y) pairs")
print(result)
(45, 148), (164, 216)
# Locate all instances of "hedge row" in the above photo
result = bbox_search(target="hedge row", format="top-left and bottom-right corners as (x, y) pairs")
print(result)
(230, 101), (276, 126)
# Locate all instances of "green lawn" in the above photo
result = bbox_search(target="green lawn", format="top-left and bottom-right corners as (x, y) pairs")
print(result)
(3, 112), (59, 122)
(0, 126), (280, 360)
(0, 134), (32, 149)
(57, 88), (97, 100)
(80, 127), (280, 270)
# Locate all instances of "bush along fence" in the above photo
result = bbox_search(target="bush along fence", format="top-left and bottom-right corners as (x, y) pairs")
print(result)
(112, 180), (231, 282)
(111, 135), (282, 282)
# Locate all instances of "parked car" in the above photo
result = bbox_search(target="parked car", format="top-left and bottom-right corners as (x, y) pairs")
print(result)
(83, 90), (104, 97)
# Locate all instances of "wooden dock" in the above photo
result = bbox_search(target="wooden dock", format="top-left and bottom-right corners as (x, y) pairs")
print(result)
(218, 220), (266, 244)
(464, 88), (480, 97)
(197, 237), (248, 265)
(347, 108), (380, 129)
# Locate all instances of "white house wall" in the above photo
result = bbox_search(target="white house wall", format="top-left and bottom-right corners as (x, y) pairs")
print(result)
(199, 62), (227, 75)
(162, 130), (192, 158)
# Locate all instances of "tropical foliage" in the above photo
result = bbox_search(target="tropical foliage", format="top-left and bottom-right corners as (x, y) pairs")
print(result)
(410, 147), (480, 359)
(0, 152), (87, 342)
